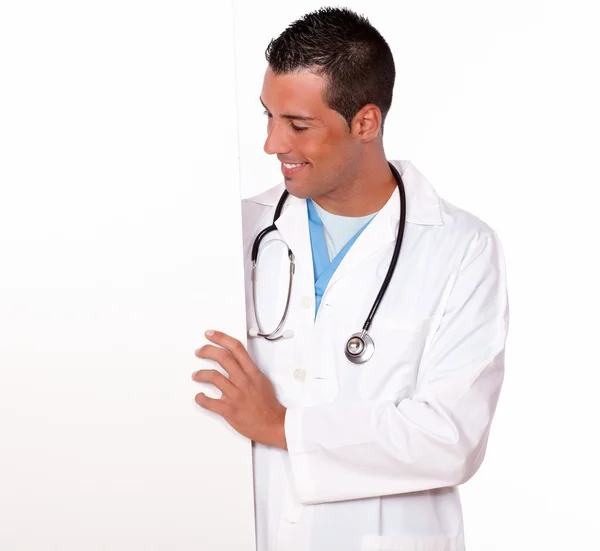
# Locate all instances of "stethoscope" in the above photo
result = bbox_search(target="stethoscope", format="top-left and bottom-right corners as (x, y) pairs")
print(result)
(248, 162), (407, 364)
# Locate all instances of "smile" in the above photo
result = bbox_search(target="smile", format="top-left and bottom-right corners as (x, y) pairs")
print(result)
(281, 162), (308, 176)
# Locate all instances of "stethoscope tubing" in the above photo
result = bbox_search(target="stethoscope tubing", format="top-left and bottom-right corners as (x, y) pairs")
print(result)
(361, 163), (406, 332)
(250, 162), (407, 359)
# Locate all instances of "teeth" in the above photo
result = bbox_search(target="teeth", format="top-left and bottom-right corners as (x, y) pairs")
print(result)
(283, 163), (304, 169)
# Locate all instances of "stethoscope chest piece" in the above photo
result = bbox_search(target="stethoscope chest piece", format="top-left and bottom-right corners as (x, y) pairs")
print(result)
(345, 332), (375, 364)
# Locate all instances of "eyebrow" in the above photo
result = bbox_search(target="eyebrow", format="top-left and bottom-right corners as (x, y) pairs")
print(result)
(260, 97), (317, 122)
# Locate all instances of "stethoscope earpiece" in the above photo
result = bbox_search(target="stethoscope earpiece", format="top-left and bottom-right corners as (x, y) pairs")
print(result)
(248, 327), (294, 340)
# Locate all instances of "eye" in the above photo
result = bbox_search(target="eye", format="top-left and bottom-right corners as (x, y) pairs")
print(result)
(263, 110), (272, 118)
(291, 124), (309, 132)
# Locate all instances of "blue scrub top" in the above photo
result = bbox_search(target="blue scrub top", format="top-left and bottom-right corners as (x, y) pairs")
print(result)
(306, 199), (374, 317)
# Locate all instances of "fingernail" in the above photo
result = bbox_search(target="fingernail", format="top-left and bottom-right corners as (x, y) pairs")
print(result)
(205, 330), (214, 337)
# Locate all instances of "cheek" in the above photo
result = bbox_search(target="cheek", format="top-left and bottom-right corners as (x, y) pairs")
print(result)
(322, 137), (355, 172)
(303, 130), (347, 163)
(297, 134), (327, 160)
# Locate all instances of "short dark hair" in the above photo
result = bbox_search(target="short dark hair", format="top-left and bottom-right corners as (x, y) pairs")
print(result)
(265, 7), (395, 131)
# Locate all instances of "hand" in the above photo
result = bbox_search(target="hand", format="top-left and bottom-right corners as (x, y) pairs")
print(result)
(192, 330), (287, 449)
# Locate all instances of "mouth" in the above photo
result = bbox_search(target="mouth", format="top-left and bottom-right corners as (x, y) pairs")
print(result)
(281, 162), (308, 177)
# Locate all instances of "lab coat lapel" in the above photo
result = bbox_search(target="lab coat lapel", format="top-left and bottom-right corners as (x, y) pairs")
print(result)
(273, 195), (315, 307)
(326, 189), (398, 290)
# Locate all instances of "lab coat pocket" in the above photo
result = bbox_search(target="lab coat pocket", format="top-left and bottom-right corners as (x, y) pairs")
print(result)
(358, 317), (431, 401)
(361, 534), (460, 551)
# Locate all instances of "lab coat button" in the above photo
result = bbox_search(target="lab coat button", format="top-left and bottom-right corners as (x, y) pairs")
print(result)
(293, 369), (306, 382)
(300, 296), (312, 309)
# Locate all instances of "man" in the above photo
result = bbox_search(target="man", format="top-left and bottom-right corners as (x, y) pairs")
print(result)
(192, 7), (508, 551)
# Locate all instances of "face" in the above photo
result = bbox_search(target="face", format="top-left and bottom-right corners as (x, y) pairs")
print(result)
(260, 67), (363, 200)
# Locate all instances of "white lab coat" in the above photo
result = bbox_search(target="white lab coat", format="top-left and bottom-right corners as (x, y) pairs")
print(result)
(242, 160), (508, 551)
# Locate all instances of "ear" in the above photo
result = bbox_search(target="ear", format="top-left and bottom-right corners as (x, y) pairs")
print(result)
(350, 104), (382, 142)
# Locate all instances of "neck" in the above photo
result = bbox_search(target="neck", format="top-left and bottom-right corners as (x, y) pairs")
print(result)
(313, 149), (397, 216)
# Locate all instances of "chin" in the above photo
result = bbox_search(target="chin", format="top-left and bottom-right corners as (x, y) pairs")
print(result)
(283, 179), (313, 200)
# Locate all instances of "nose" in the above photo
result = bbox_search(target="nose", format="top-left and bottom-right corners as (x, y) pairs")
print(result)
(263, 121), (292, 156)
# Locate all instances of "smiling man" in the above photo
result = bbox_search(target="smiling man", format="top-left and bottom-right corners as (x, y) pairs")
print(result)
(192, 7), (508, 551)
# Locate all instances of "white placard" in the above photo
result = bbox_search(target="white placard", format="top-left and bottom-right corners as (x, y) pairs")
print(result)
(0, 2), (255, 550)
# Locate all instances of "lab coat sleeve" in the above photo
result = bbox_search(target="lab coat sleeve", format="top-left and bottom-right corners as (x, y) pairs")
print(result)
(285, 231), (508, 504)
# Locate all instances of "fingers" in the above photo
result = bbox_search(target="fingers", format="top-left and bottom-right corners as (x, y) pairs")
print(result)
(203, 330), (259, 376)
(195, 392), (232, 417)
(195, 343), (247, 384)
(192, 369), (239, 399)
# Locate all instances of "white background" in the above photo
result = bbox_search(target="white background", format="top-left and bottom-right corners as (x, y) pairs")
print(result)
(1, 1), (598, 550)
(233, 1), (600, 549)
(1, 2), (254, 550)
